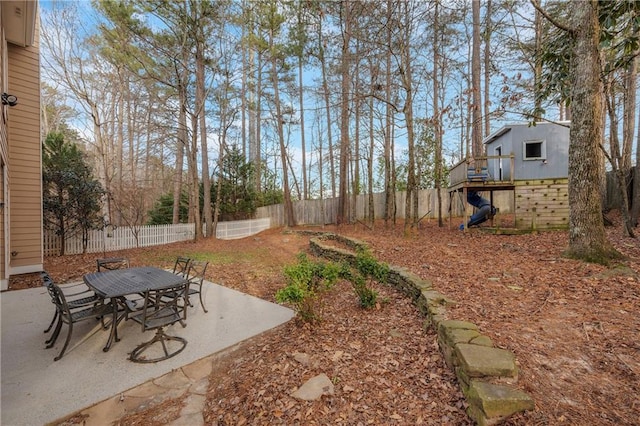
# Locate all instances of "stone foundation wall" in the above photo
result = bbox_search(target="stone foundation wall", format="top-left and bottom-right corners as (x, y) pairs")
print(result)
(308, 233), (534, 425)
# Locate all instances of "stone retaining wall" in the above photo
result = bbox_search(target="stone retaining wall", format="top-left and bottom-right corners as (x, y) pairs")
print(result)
(308, 233), (534, 426)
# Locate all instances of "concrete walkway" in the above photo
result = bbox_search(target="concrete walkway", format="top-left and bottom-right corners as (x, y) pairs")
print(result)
(1, 281), (294, 426)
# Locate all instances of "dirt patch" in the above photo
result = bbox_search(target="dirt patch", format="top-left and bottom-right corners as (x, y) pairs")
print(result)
(20, 214), (640, 425)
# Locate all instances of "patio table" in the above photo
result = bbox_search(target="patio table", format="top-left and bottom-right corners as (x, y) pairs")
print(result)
(83, 266), (187, 352)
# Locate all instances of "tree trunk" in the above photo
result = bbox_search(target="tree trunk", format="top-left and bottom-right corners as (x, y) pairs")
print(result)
(194, 12), (212, 238)
(434, 0), (443, 227)
(351, 39), (360, 224)
(384, 0), (394, 226)
(566, 0), (619, 261)
(632, 109), (640, 227)
(622, 56), (637, 225)
(270, 36), (295, 227)
(483, 0), (492, 136)
(298, 55), (308, 200)
(471, 0), (483, 157)
(189, 112), (203, 239)
(241, 0), (248, 160)
(318, 17), (336, 199)
(534, 8), (543, 121)
(604, 81), (635, 237)
(402, 43), (417, 228)
(368, 60), (375, 226)
(255, 51), (263, 193)
(173, 91), (187, 224)
(622, 56), (636, 173)
(337, 0), (351, 225)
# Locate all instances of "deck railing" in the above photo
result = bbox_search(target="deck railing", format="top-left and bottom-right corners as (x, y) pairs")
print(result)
(448, 154), (515, 187)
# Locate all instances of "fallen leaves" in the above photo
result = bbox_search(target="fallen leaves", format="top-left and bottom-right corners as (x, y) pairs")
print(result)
(34, 212), (639, 425)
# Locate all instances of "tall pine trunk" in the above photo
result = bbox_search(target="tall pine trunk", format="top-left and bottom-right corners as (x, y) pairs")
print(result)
(337, 0), (351, 225)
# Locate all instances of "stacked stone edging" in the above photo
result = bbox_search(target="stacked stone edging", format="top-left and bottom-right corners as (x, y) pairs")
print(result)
(307, 233), (534, 426)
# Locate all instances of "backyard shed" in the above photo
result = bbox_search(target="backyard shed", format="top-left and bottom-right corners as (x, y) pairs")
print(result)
(449, 121), (571, 230)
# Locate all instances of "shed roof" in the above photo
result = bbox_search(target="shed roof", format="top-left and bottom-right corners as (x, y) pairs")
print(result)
(483, 121), (571, 145)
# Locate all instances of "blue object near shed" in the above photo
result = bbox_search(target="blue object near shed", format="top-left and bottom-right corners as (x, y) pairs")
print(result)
(449, 121), (570, 231)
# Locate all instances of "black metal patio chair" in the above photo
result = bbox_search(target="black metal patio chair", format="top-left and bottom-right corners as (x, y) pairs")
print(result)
(185, 260), (209, 313)
(43, 275), (114, 361)
(42, 272), (103, 339)
(128, 281), (189, 363)
(172, 256), (191, 277)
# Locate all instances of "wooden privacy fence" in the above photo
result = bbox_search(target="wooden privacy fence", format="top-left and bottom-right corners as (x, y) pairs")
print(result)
(256, 189), (515, 227)
(44, 218), (271, 256)
(44, 187), (521, 256)
(605, 167), (636, 210)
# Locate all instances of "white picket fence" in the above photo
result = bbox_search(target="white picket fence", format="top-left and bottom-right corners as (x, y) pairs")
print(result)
(43, 218), (271, 256)
(213, 218), (271, 240)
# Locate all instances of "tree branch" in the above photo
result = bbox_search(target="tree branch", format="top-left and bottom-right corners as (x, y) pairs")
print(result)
(530, 0), (576, 35)
(494, 110), (571, 128)
(356, 92), (403, 114)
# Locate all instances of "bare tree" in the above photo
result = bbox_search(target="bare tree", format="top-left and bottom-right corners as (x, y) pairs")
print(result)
(633, 93), (640, 226)
(433, 0), (444, 227)
(41, 4), (118, 223)
(483, 0), (492, 136)
(384, 0), (396, 225)
(264, 1), (296, 226)
(337, 0), (353, 225)
(622, 56), (637, 225)
(471, 0), (483, 157)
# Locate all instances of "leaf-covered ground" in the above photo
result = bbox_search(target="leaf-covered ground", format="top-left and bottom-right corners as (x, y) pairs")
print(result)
(20, 211), (639, 425)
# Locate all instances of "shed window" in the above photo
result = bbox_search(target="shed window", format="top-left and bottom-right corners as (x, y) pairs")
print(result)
(523, 140), (546, 160)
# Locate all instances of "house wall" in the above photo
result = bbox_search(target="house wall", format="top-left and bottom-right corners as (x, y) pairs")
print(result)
(486, 122), (570, 181)
(6, 25), (42, 276)
(1, 25), (8, 288)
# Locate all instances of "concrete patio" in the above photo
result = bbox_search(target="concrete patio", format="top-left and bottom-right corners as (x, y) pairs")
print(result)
(1, 280), (294, 425)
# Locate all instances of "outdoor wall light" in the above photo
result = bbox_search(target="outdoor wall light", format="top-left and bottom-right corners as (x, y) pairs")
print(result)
(2, 93), (18, 107)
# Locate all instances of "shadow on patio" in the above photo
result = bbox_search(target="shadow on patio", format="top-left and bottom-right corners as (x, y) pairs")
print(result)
(1, 280), (294, 425)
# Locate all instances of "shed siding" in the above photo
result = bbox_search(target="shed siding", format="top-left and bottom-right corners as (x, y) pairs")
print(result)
(485, 122), (569, 181)
(515, 179), (569, 230)
(7, 38), (42, 273)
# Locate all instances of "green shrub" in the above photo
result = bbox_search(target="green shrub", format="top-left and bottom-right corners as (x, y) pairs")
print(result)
(276, 249), (390, 320)
(275, 253), (340, 323)
(343, 249), (389, 308)
(355, 248), (389, 283)
(351, 273), (378, 309)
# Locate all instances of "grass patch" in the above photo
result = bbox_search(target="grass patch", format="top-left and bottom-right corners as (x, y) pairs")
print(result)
(139, 248), (272, 267)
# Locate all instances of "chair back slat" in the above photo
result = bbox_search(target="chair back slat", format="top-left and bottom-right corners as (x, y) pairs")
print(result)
(183, 260), (209, 313)
(138, 282), (189, 332)
(186, 260), (208, 284)
(173, 257), (191, 277)
(97, 257), (130, 272)
(42, 276), (69, 315)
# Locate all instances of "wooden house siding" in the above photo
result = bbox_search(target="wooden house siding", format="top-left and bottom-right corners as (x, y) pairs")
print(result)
(7, 36), (42, 274)
(514, 179), (569, 230)
(1, 32), (7, 285)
